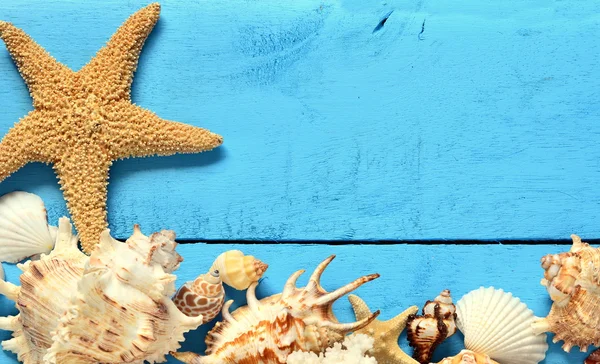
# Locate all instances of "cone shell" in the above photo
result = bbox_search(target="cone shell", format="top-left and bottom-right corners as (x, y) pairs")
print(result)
(0, 217), (203, 364)
(0, 192), (57, 263)
(210, 250), (268, 290)
(532, 235), (600, 352)
(437, 350), (500, 364)
(407, 289), (456, 364)
(172, 255), (380, 364)
(173, 269), (225, 323)
(456, 287), (548, 364)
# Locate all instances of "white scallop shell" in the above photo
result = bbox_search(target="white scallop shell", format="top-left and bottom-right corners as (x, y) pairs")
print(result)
(0, 192), (56, 263)
(456, 287), (548, 364)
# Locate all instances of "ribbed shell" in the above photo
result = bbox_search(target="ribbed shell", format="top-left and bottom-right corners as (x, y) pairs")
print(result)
(456, 287), (547, 364)
(0, 191), (57, 263)
(172, 255), (380, 364)
(532, 235), (600, 352)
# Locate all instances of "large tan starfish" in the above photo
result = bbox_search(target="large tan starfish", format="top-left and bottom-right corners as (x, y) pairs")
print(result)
(0, 3), (223, 254)
(349, 294), (420, 364)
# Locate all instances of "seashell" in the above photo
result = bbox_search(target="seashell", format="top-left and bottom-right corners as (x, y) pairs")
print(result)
(406, 289), (456, 363)
(531, 235), (600, 352)
(586, 348), (600, 364)
(210, 250), (268, 290)
(451, 287), (547, 364)
(172, 255), (380, 363)
(172, 268), (225, 323)
(0, 192), (57, 263)
(0, 217), (203, 364)
(437, 349), (499, 364)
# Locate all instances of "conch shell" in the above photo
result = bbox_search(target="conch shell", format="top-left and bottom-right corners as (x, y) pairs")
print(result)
(532, 235), (600, 352)
(437, 287), (547, 364)
(172, 255), (380, 363)
(406, 289), (456, 363)
(173, 268), (225, 323)
(437, 350), (499, 364)
(210, 250), (268, 290)
(0, 217), (203, 363)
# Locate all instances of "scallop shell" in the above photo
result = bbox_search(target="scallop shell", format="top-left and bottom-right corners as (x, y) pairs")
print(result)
(437, 350), (499, 364)
(454, 287), (548, 364)
(0, 192), (57, 263)
(172, 269), (225, 323)
(531, 235), (600, 352)
(407, 289), (456, 363)
(0, 217), (203, 363)
(172, 255), (380, 364)
(210, 250), (268, 290)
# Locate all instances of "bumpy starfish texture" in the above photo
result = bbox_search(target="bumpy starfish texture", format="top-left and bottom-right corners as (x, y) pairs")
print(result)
(0, 3), (223, 254)
(350, 294), (420, 364)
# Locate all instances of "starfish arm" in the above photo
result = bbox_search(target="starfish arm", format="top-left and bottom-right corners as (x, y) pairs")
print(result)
(349, 294), (373, 321)
(55, 150), (111, 254)
(387, 306), (419, 333)
(0, 21), (72, 107)
(0, 111), (53, 181)
(109, 104), (223, 160)
(80, 3), (161, 100)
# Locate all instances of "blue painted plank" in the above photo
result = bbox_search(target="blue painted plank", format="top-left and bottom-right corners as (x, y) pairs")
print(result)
(1, 0), (599, 240)
(0, 243), (588, 363)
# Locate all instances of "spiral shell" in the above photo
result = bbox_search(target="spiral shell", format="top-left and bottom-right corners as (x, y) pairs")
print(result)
(210, 250), (268, 290)
(172, 255), (380, 364)
(173, 269), (225, 323)
(532, 235), (600, 352)
(407, 289), (456, 363)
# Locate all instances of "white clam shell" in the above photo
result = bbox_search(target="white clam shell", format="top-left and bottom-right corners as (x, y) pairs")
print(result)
(456, 287), (548, 364)
(0, 192), (56, 263)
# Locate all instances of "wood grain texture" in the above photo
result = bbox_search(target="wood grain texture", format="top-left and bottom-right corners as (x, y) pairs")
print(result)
(0, 243), (590, 363)
(0, 0), (599, 241)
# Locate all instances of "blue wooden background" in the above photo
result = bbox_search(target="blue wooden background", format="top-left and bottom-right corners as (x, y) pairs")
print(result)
(0, 0), (599, 363)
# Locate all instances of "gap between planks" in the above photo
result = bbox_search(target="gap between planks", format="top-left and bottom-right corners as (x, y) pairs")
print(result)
(169, 239), (595, 245)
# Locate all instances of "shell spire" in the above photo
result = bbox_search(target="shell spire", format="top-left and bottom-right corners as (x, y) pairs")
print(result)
(172, 255), (380, 364)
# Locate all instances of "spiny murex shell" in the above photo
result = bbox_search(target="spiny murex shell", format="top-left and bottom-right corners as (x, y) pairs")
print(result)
(532, 234), (600, 352)
(172, 255), (380, 363)
(446, 287), (547, 364)
(0, 217), (203, 363)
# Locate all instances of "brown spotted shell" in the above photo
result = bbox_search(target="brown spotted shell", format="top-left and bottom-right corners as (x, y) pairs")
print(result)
(173, 269), (225, 323)
(532, 235), (600, 352)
